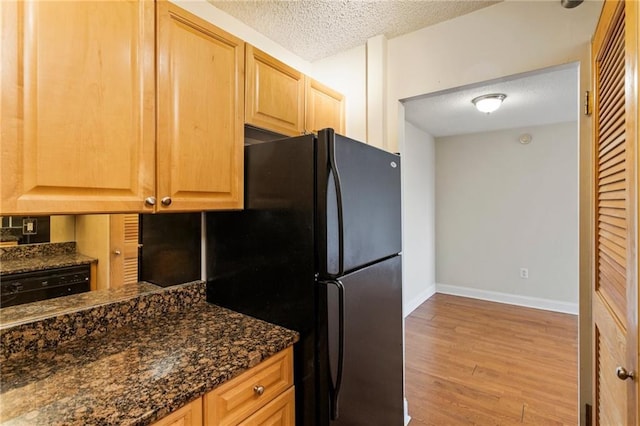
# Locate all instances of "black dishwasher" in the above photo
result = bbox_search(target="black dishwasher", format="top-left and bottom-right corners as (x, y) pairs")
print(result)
(0, 265), (91, 308)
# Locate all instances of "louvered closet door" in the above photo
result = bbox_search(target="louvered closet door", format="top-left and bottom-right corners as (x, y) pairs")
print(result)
(109, 214), (140, 288)
(592, 0), (638, 424)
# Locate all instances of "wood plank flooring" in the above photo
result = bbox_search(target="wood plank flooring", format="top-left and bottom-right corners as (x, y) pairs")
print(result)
(405, 294), (578, 425)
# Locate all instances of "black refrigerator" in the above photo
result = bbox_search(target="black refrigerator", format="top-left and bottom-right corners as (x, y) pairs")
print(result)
(206, 128), (404, 425)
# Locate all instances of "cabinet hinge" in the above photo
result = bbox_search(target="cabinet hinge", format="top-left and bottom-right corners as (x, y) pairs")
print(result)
(584, 90), (592, 116)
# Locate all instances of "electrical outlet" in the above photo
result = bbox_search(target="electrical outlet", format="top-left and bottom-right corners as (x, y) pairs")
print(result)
(22, 218), (37, 235)
(520, 268), (529, 279)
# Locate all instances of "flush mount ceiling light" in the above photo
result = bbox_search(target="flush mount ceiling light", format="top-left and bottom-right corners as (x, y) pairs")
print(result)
(561, 0), (584, 8)
(471, 93), (507, 114)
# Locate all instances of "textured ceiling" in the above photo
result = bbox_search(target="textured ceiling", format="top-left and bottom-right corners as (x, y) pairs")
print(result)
(208, 0), (499, 62)
(403, 64), (579, 138)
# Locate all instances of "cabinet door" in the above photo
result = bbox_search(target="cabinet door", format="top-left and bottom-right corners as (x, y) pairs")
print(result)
(156, 2), (244, 212)
(1, 0), (155, 215)
(75, 214), (139, 290)
(109, 214), (139, 288)
(238, 387), (295, 426)
(152, 398), (203, 426)
(204, 348), (293, 426)
(305, 78), (345, 135)
(245, 45), (305, 137)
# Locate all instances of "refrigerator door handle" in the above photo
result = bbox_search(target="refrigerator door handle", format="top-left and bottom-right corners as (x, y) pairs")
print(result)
(320, 278), (345, 420)
(328, 136), (345, 276)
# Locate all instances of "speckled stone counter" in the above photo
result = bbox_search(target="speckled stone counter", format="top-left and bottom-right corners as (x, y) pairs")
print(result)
(0, 281), (205, 361)
(0, 242), (96, 275)
(0, 302), (299, 425)
(0, 282), (161, 328)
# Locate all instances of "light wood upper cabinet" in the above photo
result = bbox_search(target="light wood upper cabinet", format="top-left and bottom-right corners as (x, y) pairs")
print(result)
(1, 0), (155, 215)
(1, 1), (244, 215)
(305, 77), (345, 135)
(156, 2), (244, 211)
(245, 45), (305, 137)
(245, 45), (345, 137)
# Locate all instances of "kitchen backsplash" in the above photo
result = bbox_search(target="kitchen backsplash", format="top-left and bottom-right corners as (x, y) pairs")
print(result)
(0, 280), (206, 362)
(0, 241), (76, 261)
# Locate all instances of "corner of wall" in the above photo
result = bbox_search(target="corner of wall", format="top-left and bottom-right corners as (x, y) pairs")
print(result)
(404, 283), (436, 317)
(366, 35), (387, 150)
(168, 0), (312, 74)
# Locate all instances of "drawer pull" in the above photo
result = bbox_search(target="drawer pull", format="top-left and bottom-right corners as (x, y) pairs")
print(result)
(253, 385), (265, 396)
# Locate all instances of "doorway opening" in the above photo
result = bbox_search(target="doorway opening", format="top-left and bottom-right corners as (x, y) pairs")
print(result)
(400, 62), (582, 424)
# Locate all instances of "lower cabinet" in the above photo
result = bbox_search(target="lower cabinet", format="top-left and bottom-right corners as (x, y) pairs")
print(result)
(238, 387), (295, 426)
(153, 398), (203, 426)
(151, 347), (294, 426)
(205, 347), (294, 425)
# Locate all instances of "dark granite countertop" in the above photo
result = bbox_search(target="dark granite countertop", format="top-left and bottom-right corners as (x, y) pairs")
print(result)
(1, 282), (163, 329)
(0, 302), (299, 425)
(0, 253), (97, 275)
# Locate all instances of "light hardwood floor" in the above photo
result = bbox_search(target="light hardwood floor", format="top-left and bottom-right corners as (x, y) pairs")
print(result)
(405, 294), (578, 425)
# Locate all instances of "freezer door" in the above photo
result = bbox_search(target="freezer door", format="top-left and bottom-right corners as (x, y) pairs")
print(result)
(317, 129), (402, 277)
(320, 255), (404, 426)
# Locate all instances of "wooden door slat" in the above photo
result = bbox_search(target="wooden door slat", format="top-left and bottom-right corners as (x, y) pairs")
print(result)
(598, 236), (627, 267)
(598, 190), (626, 201)
(599, 43), (625, 80)
(599, 199), (626, 209)
(597, 18), (624, 71)
(599, 255), (627, 289)
(599, 169), (626, 185)
(598, 75), (625, 117)
(598, 111), (625, 144)
(599, 221), (626, 239)
(599, 127), (625, 156)
(599, 150), (626, 173)
(598, 213), (627, 230)
(598, 265), (626, 301)
(598, 160), (625, 178)
(599, 137), (626, 163)
(598, 57), (625, 102)
(599, 207), (626, 219)
(599, 228), (627, 249)
(599, 248), (627, 278)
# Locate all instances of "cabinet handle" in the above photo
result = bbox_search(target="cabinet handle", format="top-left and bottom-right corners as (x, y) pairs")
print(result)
(253, 385), (265, 396)
(113, 250), (121, 256)
(616, 366), (636, 381)
(145, 197), (156, 206)
(161, 196), (172, 206)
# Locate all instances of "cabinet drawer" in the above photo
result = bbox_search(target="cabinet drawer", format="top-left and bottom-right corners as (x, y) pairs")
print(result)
(238, 387), (295, 426)
(204, 347), (293, 425)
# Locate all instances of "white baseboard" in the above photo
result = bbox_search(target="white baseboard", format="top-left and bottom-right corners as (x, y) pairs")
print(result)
(435, 283), (579, 315)
(404, 397), (411, 425)
(403, 283), (436, 318)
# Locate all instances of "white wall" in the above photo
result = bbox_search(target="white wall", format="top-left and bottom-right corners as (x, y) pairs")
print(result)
(386, 0), (602, 153)
(435, 122), (579, 311)
(311, 45), (367, 142)
(365, 35), (388, 149)
(402, 122), (436, 316)
(382, 5), (598, 418)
